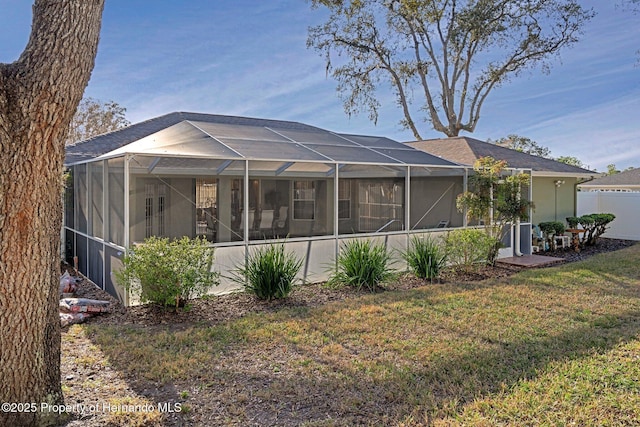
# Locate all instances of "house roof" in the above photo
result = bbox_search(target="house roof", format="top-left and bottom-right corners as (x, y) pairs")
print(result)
(406, 136), (598, 177)
(65, 111), (459, 169)
(578, 167), (640, 188)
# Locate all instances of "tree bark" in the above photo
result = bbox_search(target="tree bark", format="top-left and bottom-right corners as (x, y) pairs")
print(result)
(0, 1), (104, 425)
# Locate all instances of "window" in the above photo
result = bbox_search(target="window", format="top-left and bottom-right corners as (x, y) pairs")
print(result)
(338, 179), (351, 220)
(157, 185), (166, 236)
(293, 180), (315, 220)
(145, 184), (153, 238)
(144, 183), (167, 238)
(195, 178), (217, 239)
(358, 180), (403, 232)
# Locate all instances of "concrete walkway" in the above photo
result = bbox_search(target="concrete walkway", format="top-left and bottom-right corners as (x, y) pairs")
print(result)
(496, 254), (565, 268)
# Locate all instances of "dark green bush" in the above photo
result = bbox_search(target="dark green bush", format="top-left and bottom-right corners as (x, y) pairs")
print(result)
(539, 221), (566, 236)
(442, 229), (499, 271)
(566, 216), (580, 229)
(586, 213), (615, 245)
(402, 236), (447, 281)
(538, 221), (566, 250)
(117, 236), (218, 308)
(566, 213), (616, 247)
(328, 239), (393, 292)
(232, 242), (302, 300)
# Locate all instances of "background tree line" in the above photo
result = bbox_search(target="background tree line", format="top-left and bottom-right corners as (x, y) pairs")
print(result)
(489, 134), (636, 174)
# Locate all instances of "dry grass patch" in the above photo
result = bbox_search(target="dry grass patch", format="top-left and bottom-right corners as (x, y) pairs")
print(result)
(61, 325), (165, 426)
(66, 244), (640, 426)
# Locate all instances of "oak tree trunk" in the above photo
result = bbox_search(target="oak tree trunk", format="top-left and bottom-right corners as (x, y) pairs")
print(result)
(0, 1), (104, 425)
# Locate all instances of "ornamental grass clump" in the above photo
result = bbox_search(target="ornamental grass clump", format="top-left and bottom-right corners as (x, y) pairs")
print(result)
(328, 239), (393, 292)
(117, 236), (218, 309)
(232, 242), (302, 300)
(402, 235), (447, 281)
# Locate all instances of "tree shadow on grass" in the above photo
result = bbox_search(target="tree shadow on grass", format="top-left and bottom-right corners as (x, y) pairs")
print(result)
(82, 293), (640, 426)
(79, 245), (640, 425)
(231, 309), (640, 426)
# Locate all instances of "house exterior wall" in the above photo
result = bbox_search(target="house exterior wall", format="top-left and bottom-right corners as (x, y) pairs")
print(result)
(531, 177), (578, 225)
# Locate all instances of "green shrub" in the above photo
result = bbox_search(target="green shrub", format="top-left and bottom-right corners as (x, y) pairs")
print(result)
(566, 213), (615, 247)
(538, 221), (566, 250)
(539, 221), (566, 236)
(443, 228), (500, 271)
(587, 213), (615, 245)
(328, 239), (393, 292)
(232, 242), (302, 300)
(402, 236), (447, 281)
(566, 216), (580, 229)
(117, 236), (218, 308)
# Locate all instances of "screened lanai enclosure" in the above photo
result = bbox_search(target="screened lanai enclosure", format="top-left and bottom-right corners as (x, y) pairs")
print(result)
(64, 112), (530, 303)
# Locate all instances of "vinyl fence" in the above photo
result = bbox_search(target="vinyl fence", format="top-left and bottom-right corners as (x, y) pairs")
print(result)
(577, 191), (640, 241)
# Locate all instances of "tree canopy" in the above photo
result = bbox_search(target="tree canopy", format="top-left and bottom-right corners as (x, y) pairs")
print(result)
(621, 0), (640, 12)
(308, 0), (594, 139)
(489, 134), (552, 158)
(490, 134), (590, 168)
(605, 163), (636, 175)
(555, 155), (584, 168)
(65, 97), (130, 145)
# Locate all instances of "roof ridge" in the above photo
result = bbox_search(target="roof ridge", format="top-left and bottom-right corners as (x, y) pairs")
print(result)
(406, 136), (597, 174)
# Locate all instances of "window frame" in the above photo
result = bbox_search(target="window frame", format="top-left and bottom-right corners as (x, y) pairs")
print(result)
(293, 180), (316, 220)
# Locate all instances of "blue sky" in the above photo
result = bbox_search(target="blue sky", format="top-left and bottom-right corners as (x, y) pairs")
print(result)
(1, 0), (638, 171)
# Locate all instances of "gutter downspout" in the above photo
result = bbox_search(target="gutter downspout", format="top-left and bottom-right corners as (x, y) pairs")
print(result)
(514, 169), (523, 257)
(514, 218), (523, 256)
(574, 175), (597, 217)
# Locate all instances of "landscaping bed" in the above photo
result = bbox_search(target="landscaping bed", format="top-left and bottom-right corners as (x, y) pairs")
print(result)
(60, 238), (638, 426)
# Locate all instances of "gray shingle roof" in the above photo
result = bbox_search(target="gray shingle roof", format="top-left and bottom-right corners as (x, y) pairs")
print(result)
(406, 136), (597, 175)
(579, 167), (640, 187)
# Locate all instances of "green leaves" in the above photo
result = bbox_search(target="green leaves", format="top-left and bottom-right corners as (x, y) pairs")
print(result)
(402, 235), (447, 280)
(308, 0), (594, 137)
(231, 242), (303, 300)
(457, 156), (532, 226)
(443, 228), (500, 271)
(117, 236), (218, 308)
(328, 239), (393, 292)
(565, 213), (616, 248)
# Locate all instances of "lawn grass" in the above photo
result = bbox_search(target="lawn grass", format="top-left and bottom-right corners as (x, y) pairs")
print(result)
(80, 244), (640, 426)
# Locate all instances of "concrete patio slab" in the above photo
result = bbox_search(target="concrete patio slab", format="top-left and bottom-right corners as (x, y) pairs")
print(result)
(496, 254), (565, 268)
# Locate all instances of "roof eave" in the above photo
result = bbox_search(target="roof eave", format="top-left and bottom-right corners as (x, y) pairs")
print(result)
(532, 171), (603, 179)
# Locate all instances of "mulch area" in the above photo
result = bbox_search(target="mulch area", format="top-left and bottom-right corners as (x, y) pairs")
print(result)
(63, 237), (637, 328)
(59, 237), (637, 426)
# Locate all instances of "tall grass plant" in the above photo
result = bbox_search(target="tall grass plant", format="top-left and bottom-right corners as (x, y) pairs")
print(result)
(328, 239), (393, 292)
(231, 242), (302, 300)
(402, 235), (447, 281)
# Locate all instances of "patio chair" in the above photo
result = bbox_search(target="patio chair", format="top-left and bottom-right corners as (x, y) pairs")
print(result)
(250, 208), (259, 231)
(258, 209), (274, 238)
(274, 206), (288, 230)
